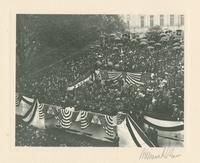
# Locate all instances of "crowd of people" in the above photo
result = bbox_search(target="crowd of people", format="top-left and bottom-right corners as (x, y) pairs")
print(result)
(17, 27), (184, 120)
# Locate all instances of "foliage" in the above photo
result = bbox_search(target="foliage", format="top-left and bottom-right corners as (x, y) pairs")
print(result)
(16, 15), (126, 71)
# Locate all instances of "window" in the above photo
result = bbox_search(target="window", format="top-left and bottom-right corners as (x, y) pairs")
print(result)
(180, 15), (184, 26)
(150, 15), (154, 27)
(160, 15), (164, 26)
(170, 15), (174, 26)
(140, 16), (144, 27)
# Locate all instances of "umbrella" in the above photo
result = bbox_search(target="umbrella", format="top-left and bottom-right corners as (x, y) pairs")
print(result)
(140, 38), (148, 42)
(173, 42), (180, 46)
(140, 42), (148, 46)
(115, 37), (121, 41)
(120, 53), (124, 57)
(113, 47), (119, 50)
(160, 36), (168, 42)
(147, 46), (154, 49)
(160, 33), (166, 37)
(139, 35), (147, 39)
(173, 37), (181, 41)
(155, 43), (161, 46)
(96, 61), (102, 65)
(108, 61), (113, 67)
(131, 39), (137, 43)
(172, 46), (180, 50)
(110, 33), (116, 38)
(95, 44), (101, 48)
(117, 43), (123, 46)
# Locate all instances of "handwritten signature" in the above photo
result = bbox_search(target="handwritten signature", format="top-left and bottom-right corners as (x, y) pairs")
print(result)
(139, 148), (181, 160)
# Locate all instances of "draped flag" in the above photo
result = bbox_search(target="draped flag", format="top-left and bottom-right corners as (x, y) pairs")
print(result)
(16, 95), (35, 116)
(126, 72), (144, 86)
(98, 114), (117, 137)
(16, 93), (21, 106)
(143, 115), (184, 131)
(125, 115), (155, 147)
(117, 112), (127, 125)
(22, 99), (37, 123)
(59, 108), (73, 128)
(99, 70), (144, 86)
(80, 111), (93, 129)
(38, 103), (45, 120)
(107, 71), (123, 82)
(67, 74), (92, 91)
(21, 99), (45, 129)
(99, 70), (122, 81)
(29, 100), (45, 129)
(58, 108), (79, 128)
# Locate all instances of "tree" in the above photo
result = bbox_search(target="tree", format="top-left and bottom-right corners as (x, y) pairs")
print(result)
(16, 14), (126, 75)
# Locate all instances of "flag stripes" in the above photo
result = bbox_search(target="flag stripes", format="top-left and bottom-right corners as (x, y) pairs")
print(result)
(126, 117), (141, 147)
(59, 108), (73, 128)
(98, 115), (116, 137)
(38, 103), (45, 119)
(127, 117), (149, 147)
(126, 72), (144, 86)
(127, 115), (155, 147)
(143, 115), (184, 131)
(80, 111), (93, 129)
(16, 93), (20, 106)
(21, 96), (34, 105)
(107, 71), (122, 81)
(22, 100), (37, 124)
(117, 113), (127, 125)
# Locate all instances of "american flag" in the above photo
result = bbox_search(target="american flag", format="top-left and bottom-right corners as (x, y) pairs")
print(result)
(99, 70), (144, 87)
(80, 111), (93, 129)
(16, 93), (20, 106)
(99, 70), (122, 81)
(98, 114), (117, 137)
(59, 108), (74, 128)
(117, 112), (127, 125)
(126, 72), (144, 86)
(107, 71), (123, 81)
(37, 102), (45, 120)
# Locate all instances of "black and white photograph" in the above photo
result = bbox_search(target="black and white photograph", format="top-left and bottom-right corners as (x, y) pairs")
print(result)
(15, 14), (184, 147)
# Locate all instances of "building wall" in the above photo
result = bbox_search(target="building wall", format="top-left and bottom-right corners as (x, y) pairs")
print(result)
(123, 15), (184, 33)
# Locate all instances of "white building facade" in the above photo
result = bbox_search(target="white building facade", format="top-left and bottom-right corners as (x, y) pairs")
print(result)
(122, 15), (184, 33)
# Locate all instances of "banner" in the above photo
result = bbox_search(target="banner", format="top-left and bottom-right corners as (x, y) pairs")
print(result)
(16, 96), (34, 116)
(144, 115), (184, 131)
(67, 75), (92, 91)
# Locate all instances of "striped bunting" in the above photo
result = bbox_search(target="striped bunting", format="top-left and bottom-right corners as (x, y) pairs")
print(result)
(59, 108), (74, 128)
(28, 99), (45, 129)
(38, 102), (45, 119)
(107, 71), (122, 81)
(126, 115), (155, 147)
(16, 96), (35, 116)
(80, 111), (93, 129)
(98, 114), (116, 137)
(21, 96), (34, 105)
(22, 99), (37, 124)
(143, 115), (184, 131)
(117, 112), (127, 125)
(126, 72), (144, 86)
(16, 93), (20, 106)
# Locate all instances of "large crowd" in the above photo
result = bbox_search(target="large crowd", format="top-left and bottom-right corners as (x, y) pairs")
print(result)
(17, 27), (184, 120)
